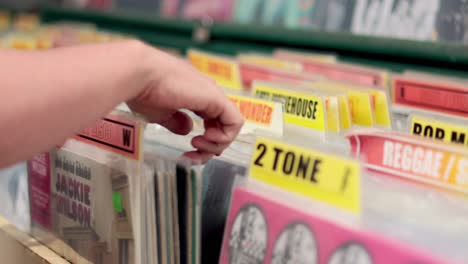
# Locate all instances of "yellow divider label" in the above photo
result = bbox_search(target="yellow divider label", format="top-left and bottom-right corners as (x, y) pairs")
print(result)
(325, 97), (340, 133)
(7, 37), (37, 50)
(370, 90), (392, 127)
(249, 138), (361, 213)
(13, 14), (40, 31)
(253, 83), (326, 132)
(298, 83), (352, 130)
(306, 82), (375, 127)
(337, 95), (352, 130)
(411, 115), (468, 147)
(238, 54), (302, 71)
(187, 50), (242, 90)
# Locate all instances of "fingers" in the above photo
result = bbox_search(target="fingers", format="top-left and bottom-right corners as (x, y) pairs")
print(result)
(183, 150), (214, 164)
(188, 91), (243, 162)
(128, 50), (244, 163)
(203, 98), (244, 144)
(188, 97), (243, 161)
(193, 97), (244, 143)
(185, 137), (225, 164)
(159, 111), (193, 135)
(191, 135), (228, 156)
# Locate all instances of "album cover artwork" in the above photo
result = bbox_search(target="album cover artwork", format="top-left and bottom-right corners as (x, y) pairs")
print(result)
(220, 187), (445, 264)
(284, 0), (316, 29)
(312, 0), (357, 32)
(435, 0), (468, 44)
(0, 162), (30, 232)
(181, 0), (234, 21)
(232, 0), (265, 24)
(29, 148), (135, 264)
(260, 0), (288, 26)
(352, 0), (440, 41)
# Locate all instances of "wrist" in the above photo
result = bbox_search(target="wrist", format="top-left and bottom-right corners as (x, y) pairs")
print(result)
(120, 39), (157, 99)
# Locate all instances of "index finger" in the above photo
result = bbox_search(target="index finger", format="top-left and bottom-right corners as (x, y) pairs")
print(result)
(204, 96), (244, 144)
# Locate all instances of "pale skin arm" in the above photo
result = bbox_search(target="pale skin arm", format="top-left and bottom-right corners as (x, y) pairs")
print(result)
(0, 40), (244, 168)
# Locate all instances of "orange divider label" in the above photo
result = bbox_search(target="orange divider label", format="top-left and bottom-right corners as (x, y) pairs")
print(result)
(228, 95), (274, 125)
(188, 49), (242, 90)
(227, 94), (284, 136)
(74, 115), (141, 160)
(0, 11), (10, 30)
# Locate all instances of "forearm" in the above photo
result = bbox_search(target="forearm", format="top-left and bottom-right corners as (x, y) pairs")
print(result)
(0, 40), (153, 167)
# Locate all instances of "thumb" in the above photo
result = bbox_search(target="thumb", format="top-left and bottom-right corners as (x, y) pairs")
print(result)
(159, 111), (193, 135)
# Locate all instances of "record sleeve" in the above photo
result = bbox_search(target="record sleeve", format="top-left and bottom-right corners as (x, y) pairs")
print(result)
(220, 180), (446, 264)
(201, 158), (247, 263)
(351, 0), (439, 41)
(181, 0), (234, 21)
(259, 0), (288, 25)
(311, 0), (356, 32)
(29, 148), (138, 264)
(232, 0), (265, 24)
(435, 0), (468, 44)
(144, 152), (202, 264)
(362, 167), (468, 263)
(0, 162), (30, 232)
(160, 0), (180, 17)
(28, 110), (148, 264)
(284, 0), (316, 29)
(242, 137), (468, 262)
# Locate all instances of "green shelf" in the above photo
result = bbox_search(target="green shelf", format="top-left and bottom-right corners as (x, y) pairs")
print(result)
(40, 6), (468, 78)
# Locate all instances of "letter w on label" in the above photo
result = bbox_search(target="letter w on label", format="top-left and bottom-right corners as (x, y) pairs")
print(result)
(123, 129), (132, 147)
(249, 138), (361, 214)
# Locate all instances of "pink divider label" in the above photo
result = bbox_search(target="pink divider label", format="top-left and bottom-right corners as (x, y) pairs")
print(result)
(28, 153), (52, 230)
(302, 62), (383, 87)
(348, 132), (468, 192)
(220, 188), (447, 264)
(392, 77), (468, 118)
(74, 114), (141, 160)
(239, 63), (318, 89)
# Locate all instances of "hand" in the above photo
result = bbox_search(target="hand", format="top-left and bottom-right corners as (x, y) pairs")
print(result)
(127, 44), (244, 162)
